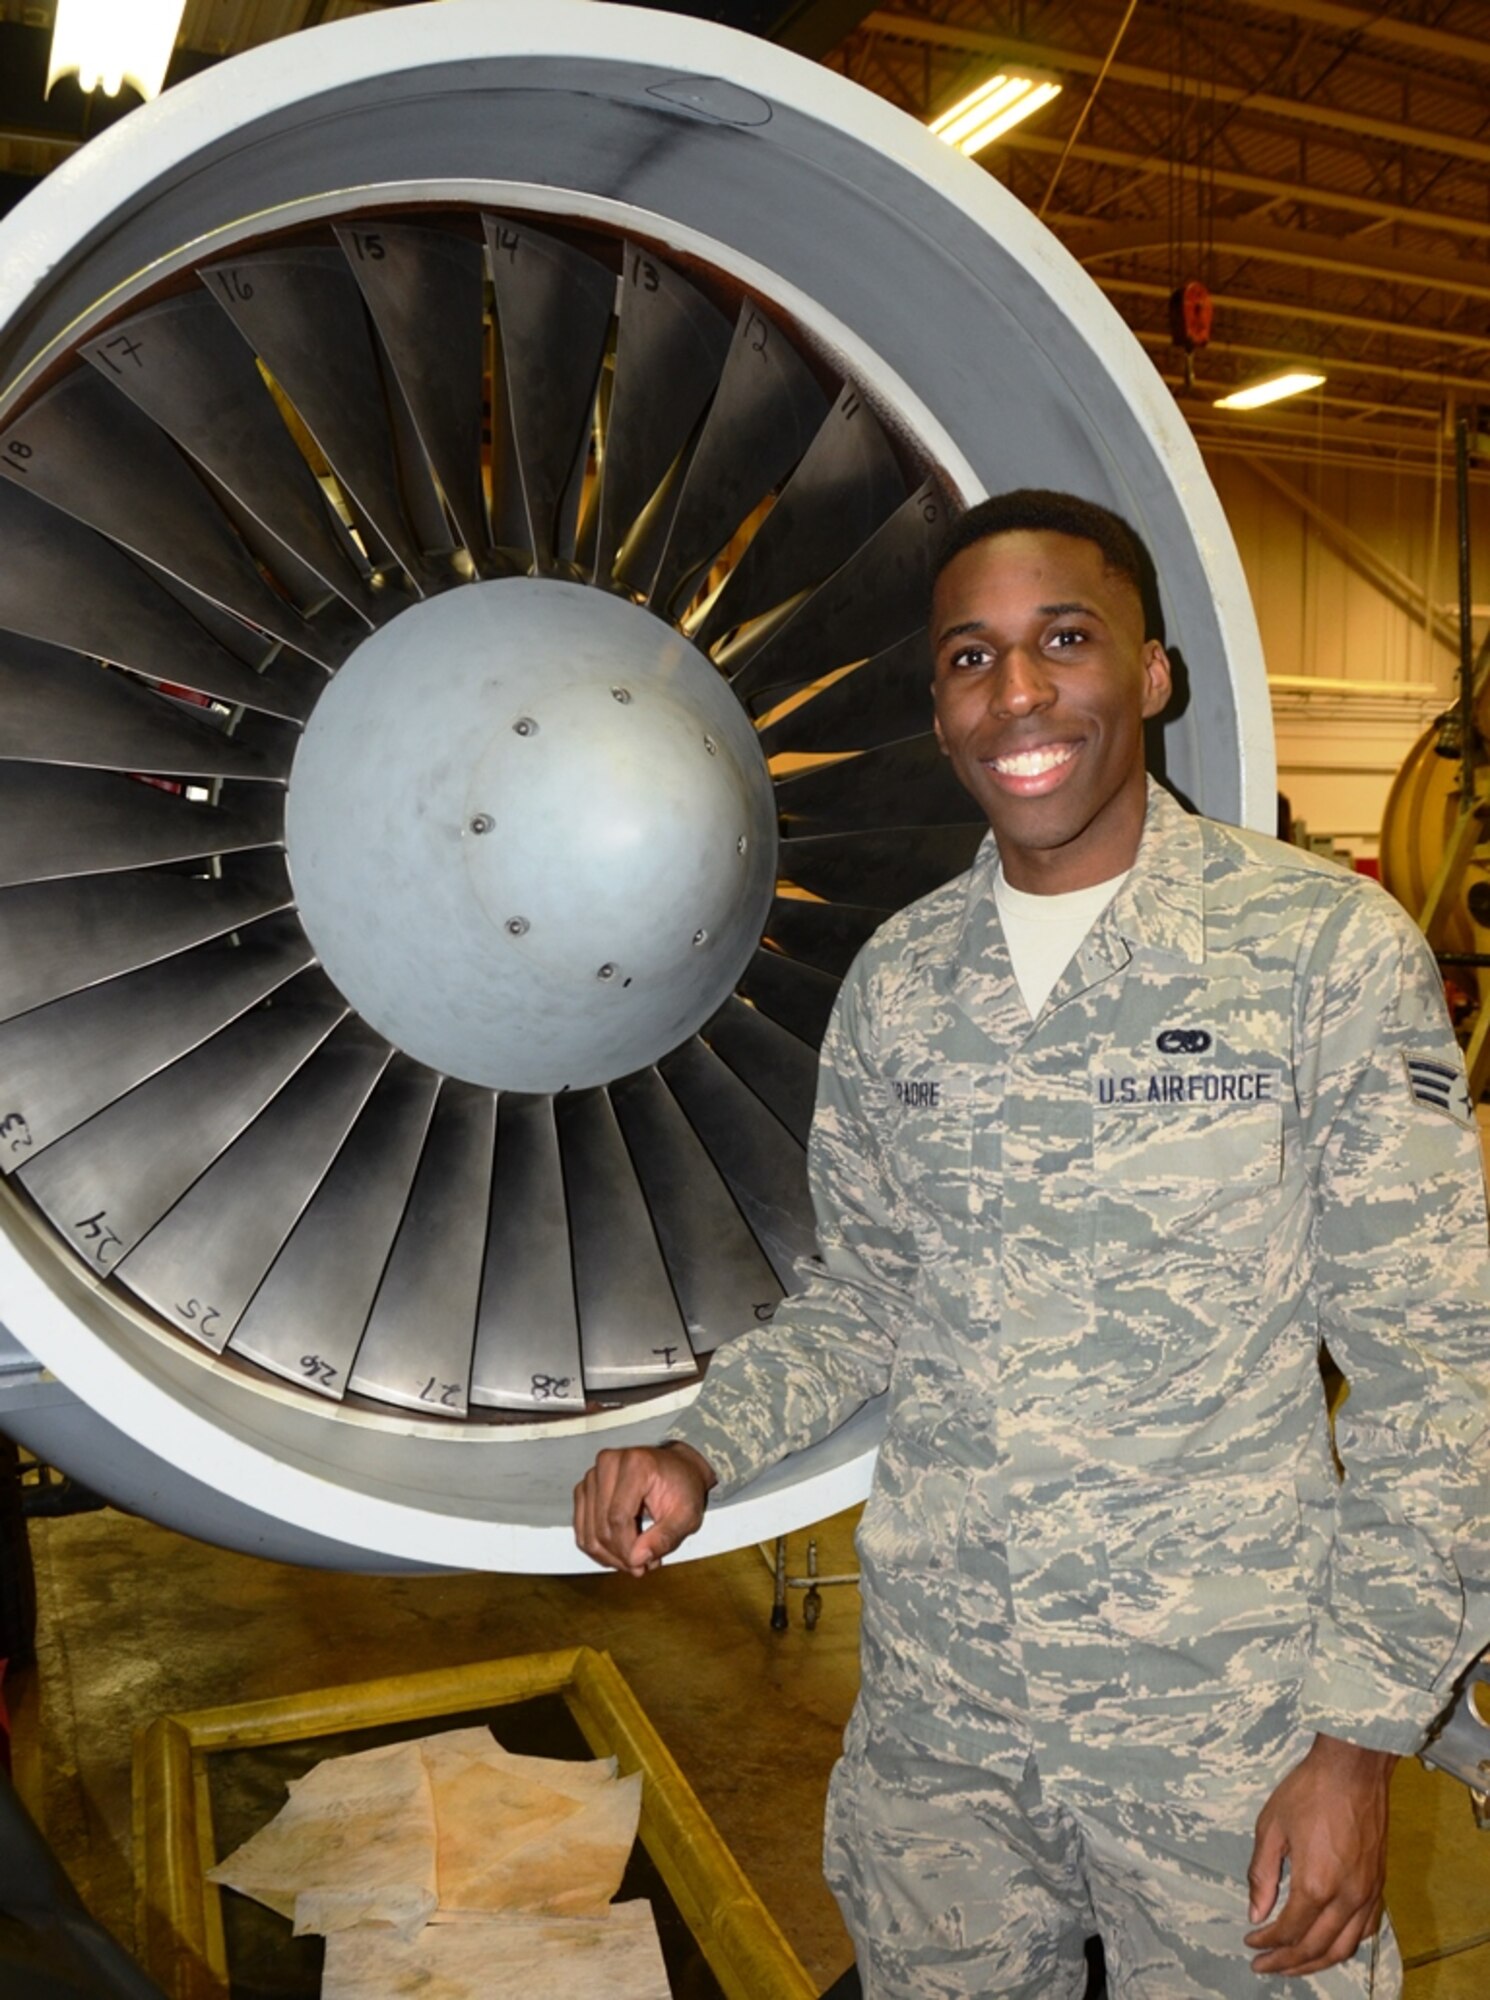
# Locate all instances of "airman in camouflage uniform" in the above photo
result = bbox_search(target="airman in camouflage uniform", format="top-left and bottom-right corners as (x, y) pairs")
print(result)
(574, 492), (1490, 1998)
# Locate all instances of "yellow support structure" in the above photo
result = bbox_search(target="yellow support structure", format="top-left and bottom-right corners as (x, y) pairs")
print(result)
(1418, 794), (1488, 949)
(133, 1645), (816, 2000)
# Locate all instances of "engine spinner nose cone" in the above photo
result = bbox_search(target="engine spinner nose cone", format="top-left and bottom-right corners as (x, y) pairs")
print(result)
(285, 577), (778, 1090)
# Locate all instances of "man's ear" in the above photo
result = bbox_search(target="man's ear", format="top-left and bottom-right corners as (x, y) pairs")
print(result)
(1140, 641), (1173, 719)
(931, 691), (948, 757)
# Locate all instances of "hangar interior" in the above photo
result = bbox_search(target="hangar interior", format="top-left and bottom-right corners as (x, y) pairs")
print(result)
(0, 1), (1487, 1996)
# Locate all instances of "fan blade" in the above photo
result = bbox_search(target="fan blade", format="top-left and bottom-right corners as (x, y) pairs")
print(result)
(0, 367), (327, 666)
(0, 765), (282, 890)
(609, 1067), (781, 1353)
(82, 295), (373, 617)
(736, 948), (842, 1047)
(726, 481), (943, 702)
(486, 313), (530, 557)
(469, 1093), (584, 1413)
(134, 551), (290, 670)
(0, 479), (315, 723)
(0, 635), (279, 783)
(554, 1089), (694, 1391)
(193, 465), (365, 643)
(756, 631), (931, 756)
(648, 300), (828, 615)
(228, 1058), (439, 1400)
(0, 870), (292, 1025)
(347, 1081), (496, 1418)
(483, 217), (614, 571)
(778, 822), (986, 906)
(377, 332), (456, 562)
(115, 1019), (390, 1350)
(658, 1036), (814, 1287)
(0, 932), (312, 1164)
(201, 249), (428, 585)
(690, 383), (903, 653)
(775, 733), (973, 834)
(335, 221), (490, 563)
(701, 993), (819, 1147)
(595, 245), (732, 585)
(762, 897), (886, 979)
(18, 989), (344, 1278)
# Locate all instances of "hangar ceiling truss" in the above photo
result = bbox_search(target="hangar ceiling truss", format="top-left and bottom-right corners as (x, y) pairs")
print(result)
(827, 2), (1490, 477)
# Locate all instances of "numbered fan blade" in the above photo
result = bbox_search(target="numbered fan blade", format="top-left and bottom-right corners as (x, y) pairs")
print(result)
(690, 383), (904, 652)
(648, 300), (827, 616)
(736, 948), (841, 1046)
(19, 988), (345, 1279)
(470, 1093), (584, 1414)
(194, 463), (369, 636)
(778, 822), (986, 906)
(116, 1019), (391, 1350)
(0, 870), (292, 1026)
(0, 478), (315, 721)
(761, 897), (886, 980)
(610, 1066), (782, 1352)
(484, 218), (614, 571)
(368, 341), (452, 566)
(555, 1089), (694, 1391)
(202, 249), (428, 585)
(701, 993), (820, 1147)
(228, 1058), (439, 1400)
(0, 933), (312, 1163)
(597, 245), (731, 586)
(82, 294), (373, 617)
(757, 631), (932, 756)
(726, 481), (942, 701)
(0, 635), (279, 783)
(0, 368), (328, 666)
(347, 1081), (496, 1418)
(336, 221), (490, 563)
(658, 1037), (814, 1287)
(0, 765), (282, 890)
(774, 733), (973, 833)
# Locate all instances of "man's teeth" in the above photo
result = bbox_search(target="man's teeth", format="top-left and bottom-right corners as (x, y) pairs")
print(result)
(992, 744), (1076, 777)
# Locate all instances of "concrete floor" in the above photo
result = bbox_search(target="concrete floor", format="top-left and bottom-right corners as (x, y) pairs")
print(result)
(17, 1502), (864, 1994)
(11, 1493), (1490, 1996)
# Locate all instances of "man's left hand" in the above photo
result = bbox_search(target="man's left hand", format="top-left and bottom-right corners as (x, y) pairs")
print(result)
(1244, 1732), (1396, 1977)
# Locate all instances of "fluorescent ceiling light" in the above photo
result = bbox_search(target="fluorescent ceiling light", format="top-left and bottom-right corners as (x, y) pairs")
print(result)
(46, 0), (187, 102)
(1213, 370), (1326, 411)
(929, 74), (1062, 158)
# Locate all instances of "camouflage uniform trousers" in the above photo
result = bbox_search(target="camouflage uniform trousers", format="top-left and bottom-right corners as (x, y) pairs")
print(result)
(823, 1714), (1402, 1999)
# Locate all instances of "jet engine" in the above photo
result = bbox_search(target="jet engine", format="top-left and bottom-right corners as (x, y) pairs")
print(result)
(0, 1), (1270, 1571)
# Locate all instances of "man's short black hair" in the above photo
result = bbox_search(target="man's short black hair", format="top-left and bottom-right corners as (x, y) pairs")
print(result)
(932, 489), (1161, 638)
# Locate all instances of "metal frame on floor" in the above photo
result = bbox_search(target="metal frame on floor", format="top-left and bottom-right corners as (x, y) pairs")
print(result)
(759, 1536), (860, 1632)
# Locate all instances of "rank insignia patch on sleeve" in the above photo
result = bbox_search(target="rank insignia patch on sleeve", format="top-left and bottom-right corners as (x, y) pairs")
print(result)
(1404, 1053), (1474, 1125)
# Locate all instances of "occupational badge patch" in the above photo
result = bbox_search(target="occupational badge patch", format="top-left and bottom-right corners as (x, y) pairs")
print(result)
(1404, 1053), (1474, 1125)
(1155, 1027), (1213, 1055)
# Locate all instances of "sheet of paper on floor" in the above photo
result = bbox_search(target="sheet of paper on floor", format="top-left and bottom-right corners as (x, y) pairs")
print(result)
(206, 1737), (438, 1938)
(421, 1729), (641, 1917)
(321, 1899), (671, 2000)
(420, 1725), (620, 1799)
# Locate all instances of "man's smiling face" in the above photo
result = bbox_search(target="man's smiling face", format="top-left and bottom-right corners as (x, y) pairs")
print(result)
(930, 527), (1172, 894)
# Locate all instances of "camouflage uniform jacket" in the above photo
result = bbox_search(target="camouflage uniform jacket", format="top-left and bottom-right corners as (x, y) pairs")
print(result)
(670, 780), (1490, 1795)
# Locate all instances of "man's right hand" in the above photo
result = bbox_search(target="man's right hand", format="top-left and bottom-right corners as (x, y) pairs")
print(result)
(573, 1442), (717, 1576)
